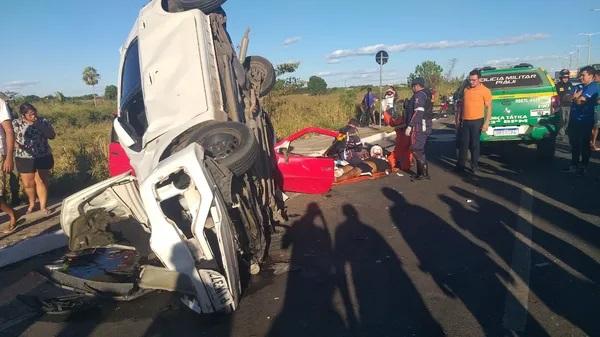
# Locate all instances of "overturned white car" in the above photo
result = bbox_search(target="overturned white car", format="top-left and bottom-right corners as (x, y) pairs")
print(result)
(44, 0), (284, 314)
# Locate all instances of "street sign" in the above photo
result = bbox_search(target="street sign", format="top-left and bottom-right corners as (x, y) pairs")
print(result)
(375, 50), (389, 127)
(375, 50), (389, 65)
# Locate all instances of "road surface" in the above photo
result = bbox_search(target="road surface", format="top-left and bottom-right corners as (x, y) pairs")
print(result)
(1, 119), (599, 337)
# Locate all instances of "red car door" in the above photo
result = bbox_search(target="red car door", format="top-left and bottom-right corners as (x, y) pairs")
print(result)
(275, 127), (337, 194)
(108, 126), (135, 177)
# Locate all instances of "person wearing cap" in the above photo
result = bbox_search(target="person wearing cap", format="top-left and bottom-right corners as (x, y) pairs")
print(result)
(325, 118), (364, 165)
(563, 66), (599, 175)
(555, 69), (574, 138)
(405, 77), (433, 180)
(455, 69), (492, 174)
(382, 86), (397, 124)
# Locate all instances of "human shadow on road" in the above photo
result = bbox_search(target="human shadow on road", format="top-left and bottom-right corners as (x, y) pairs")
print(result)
(428, 124), (600, 218)
(383, 187), (550, 337)
(442, 186), (600, 337)
(334, 204), (444, 337)
(267, 202), (349, 337)
(431, 148), (600, 251)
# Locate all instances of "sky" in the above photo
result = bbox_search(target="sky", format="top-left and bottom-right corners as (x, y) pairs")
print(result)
(1, 0), (599, 96)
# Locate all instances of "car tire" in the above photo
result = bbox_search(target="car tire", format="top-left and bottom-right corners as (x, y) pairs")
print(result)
(168, 121), (258, 176)
(536, 137), (556, 160)
(243, 56), (276, 97)
(166, 0), (226, 13)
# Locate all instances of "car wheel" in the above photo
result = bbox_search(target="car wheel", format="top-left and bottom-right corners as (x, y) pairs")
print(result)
(168, 121), (258, 176)
(165, 0), (226, 13)
(243, 56), (276, 97)
(536, 137), (556, 160)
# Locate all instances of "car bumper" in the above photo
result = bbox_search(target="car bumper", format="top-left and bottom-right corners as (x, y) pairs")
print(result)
(481, 119), (559, 143)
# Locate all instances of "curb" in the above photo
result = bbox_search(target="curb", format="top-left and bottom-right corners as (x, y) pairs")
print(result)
(362, 131), (396, 144)
(0, 229), (67, 268)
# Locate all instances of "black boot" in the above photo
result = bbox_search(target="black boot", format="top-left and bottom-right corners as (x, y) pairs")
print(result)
(415, 161), (430, 180)
(422, 162), (430, 180)
(414, 160), (424, 180)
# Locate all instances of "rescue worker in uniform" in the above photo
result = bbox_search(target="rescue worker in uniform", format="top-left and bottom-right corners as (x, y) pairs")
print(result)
(555, 69), (573, 137)
(405, 77), (433, 180)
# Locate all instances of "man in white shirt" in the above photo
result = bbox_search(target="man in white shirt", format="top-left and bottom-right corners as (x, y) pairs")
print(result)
(383, 86), (396, 114)
(0, 94), (18, 233)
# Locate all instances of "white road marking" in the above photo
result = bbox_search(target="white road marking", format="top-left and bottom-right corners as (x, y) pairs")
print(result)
(502, 187), (533, 332)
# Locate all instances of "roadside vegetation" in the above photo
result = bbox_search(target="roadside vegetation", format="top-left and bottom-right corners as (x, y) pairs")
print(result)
(7, 96), (114, 196)
(3, 60), (461, 196)
(266, 60), (463, 137)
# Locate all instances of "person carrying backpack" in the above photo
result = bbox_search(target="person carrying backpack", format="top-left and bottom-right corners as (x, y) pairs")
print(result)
(405, 77), (433, 180)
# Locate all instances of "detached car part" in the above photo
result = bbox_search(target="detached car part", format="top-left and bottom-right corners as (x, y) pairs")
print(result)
(57, 145), (241, 313)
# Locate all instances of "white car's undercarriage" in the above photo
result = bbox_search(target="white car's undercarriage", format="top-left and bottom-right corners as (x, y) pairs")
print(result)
(49, 0), (284, 314)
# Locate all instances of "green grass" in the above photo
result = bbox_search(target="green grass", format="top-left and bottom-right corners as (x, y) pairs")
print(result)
(8, 80), (460, 197)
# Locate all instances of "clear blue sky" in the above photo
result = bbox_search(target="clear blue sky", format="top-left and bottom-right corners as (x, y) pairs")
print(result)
(1, 0), (599, 96)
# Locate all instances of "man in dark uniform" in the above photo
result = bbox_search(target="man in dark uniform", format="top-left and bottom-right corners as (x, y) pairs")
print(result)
(555, 69), (573, 137)
(405, 77), (433, 180)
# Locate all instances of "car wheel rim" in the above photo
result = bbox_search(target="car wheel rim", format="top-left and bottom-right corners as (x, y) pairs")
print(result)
(203, 133), (240, 160)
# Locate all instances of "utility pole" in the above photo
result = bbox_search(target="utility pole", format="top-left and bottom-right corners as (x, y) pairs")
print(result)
(568, 51), (575, 69)
(445, 58), (457, 80)
(578, 32), (600, 65)
(574, 45), (586, 68)
(238, 28), (250, 63)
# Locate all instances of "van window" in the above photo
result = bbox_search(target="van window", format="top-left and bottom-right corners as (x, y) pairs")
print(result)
(120, 39), (148, 139)
(480, 72), (543, 89)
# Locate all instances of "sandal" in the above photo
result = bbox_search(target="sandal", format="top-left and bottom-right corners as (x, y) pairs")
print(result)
(42, 208), (52, 216)
(1, 225), (16, 234)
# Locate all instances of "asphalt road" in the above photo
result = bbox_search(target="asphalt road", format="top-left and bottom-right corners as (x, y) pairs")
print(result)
(1, 120), (599, 337)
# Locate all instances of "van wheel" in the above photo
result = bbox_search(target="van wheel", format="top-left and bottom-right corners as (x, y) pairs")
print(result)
(243, 56), (276, 97)
(166, 0), (226, 13)
(536, 137), (556, 160)
(167, 121), (258, 176)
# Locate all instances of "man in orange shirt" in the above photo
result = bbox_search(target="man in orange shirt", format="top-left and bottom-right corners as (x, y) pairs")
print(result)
(456, 69), (492, 173)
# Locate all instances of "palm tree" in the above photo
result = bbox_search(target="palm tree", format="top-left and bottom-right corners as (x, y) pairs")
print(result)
(54, 91), (65, 102)
(82, 66), (100, 107)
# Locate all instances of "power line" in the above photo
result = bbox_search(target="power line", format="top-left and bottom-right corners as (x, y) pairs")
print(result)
(578, 32), (600, 65)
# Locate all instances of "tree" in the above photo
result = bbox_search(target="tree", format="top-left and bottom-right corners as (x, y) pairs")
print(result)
(273, 62), (304, 94)
(307, 76), (327, 95)
(55, 91), (65, 102)
(407, 61), (444, 89)
(82, 66), (100, 106)
(275, 62), (300, 77)
(104, 85), (118, 100)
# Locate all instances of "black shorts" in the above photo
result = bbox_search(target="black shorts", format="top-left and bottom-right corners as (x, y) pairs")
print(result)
(16, 155), (54, 173)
